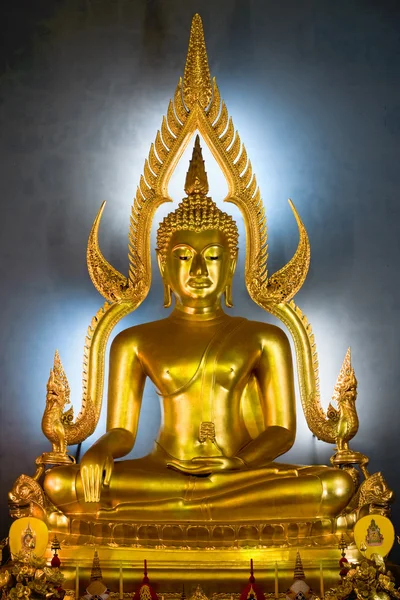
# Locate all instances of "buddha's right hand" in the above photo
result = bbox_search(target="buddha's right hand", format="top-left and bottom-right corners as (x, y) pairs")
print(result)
(80, 445), (114, 503)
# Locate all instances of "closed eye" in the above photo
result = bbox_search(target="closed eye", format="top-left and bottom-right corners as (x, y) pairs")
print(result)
(208, 256), (220, 261)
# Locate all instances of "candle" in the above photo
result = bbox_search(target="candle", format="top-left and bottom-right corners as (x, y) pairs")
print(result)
(319, 562), (324, 598)
(75, 565), (79, 600)
(119, 565), (123, 599)
(274, 562), (279, 599)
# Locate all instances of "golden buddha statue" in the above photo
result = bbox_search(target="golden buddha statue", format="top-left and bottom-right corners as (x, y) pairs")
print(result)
(8, 13), (394, 593)
(43, 136), (353, 522)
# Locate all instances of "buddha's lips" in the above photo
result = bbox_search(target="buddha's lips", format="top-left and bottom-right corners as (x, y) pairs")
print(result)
(188, 279), (212, 289)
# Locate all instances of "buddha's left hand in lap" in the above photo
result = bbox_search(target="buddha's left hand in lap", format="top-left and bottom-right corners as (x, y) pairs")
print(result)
(167, 455), (246, 475)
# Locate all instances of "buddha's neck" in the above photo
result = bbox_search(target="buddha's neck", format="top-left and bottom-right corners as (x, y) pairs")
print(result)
(171, 303), (227, 323)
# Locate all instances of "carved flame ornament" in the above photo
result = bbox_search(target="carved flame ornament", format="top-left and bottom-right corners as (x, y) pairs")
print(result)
(42, 13), (362, 468)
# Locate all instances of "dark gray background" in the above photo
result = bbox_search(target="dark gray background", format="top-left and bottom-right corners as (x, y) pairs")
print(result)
(1, 0), (400, 562)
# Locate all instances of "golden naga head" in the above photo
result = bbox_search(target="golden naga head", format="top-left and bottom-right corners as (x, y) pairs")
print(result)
(45, 351), (69, 407)
(332, 348), (358, 405)
(157, 136), (238, 309)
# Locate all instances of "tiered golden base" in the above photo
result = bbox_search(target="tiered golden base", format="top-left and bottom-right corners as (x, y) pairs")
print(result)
(50, 519), (361, 595)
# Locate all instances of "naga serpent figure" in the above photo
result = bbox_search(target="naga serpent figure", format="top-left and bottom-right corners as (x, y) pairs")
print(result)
(43, 137), (354, 522)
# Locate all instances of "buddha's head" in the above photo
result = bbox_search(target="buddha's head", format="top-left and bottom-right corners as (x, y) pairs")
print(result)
(157, 136), (238, 311)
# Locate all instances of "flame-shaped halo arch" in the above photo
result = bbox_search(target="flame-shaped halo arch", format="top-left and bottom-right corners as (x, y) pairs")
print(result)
(88, 13), (309, 307)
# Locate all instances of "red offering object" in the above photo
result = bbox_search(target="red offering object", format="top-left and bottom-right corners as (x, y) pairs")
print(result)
(132, 560), (158, 600)
(239, 559), (264, 600)
(51, 553), (61, 568)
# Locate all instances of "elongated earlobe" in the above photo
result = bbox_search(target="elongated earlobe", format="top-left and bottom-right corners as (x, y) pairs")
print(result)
(163, 282), (172, 308)
(224, 257), (236, 308)
(224, 283), (233, 308)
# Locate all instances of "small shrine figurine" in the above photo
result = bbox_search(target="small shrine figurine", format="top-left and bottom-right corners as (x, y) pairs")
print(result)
(366, 519), (384, 546)
(286, 552), (315, 600)
(51, 534), (61, 568)
(83, 550), (110, 600)
(20, 522), (36, 554)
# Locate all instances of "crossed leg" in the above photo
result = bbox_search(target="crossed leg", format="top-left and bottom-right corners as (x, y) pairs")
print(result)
(44, 455), (354, 522)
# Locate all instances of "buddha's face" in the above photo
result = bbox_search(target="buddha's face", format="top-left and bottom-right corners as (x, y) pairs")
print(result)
(159, 229), (236, 309)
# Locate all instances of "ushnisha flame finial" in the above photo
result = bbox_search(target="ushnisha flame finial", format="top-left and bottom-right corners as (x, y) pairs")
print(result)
(156, 136), (238, 264)
(184, 134), (209, 196)
(183, 14), (212, 109)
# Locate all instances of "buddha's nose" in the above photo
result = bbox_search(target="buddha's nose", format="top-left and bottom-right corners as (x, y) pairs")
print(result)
(190, 253), (208, 277)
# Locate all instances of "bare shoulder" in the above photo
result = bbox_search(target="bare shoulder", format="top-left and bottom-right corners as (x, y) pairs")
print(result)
(244, 319), (291, 350)
(110, 318), (170, 349)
